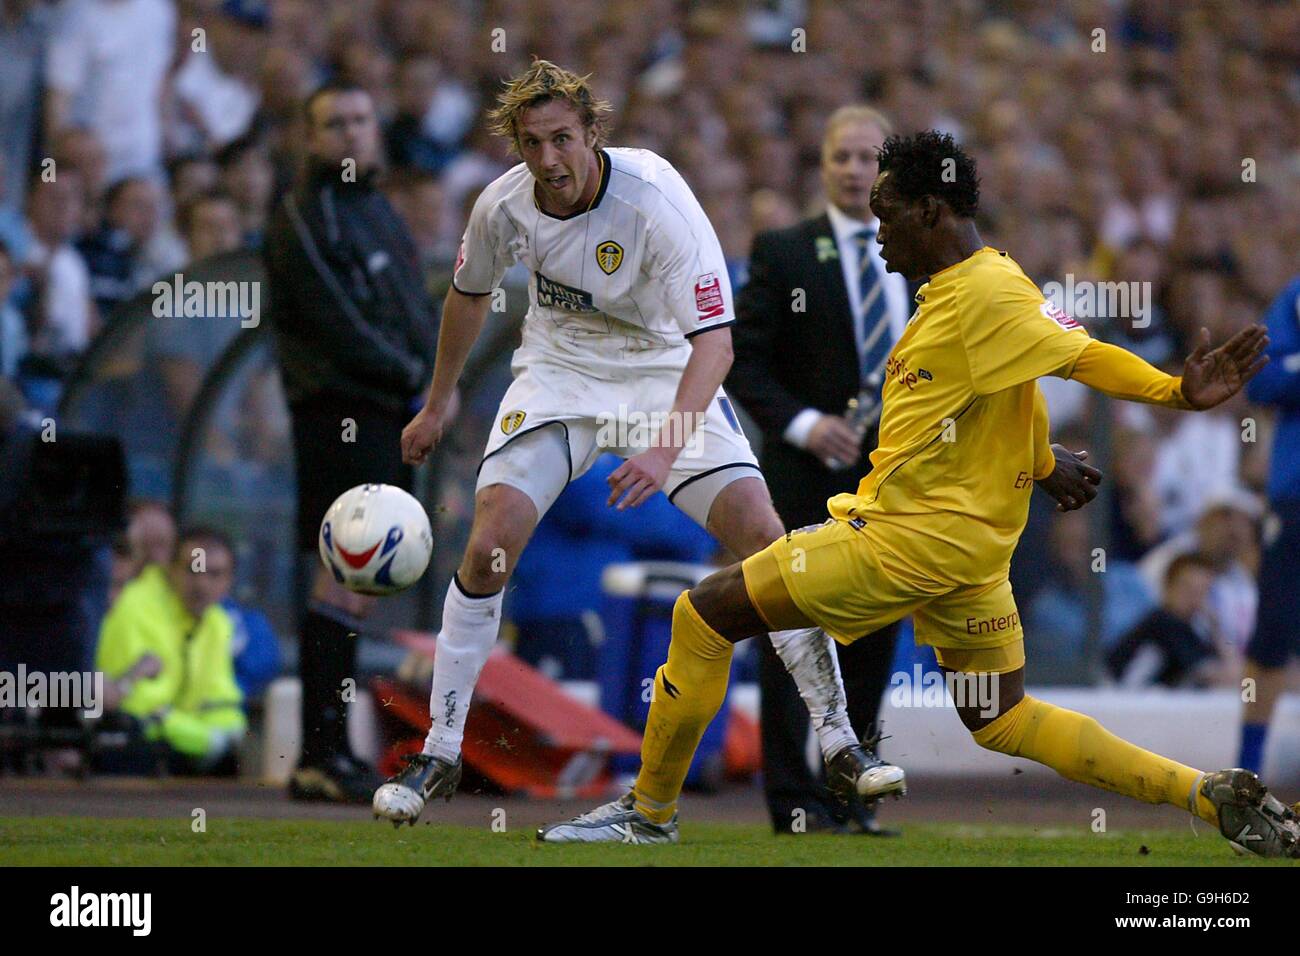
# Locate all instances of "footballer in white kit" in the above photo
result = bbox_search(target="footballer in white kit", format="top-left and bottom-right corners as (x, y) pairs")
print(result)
(372, 60), (905, 831)
(459, 144), (760, 527)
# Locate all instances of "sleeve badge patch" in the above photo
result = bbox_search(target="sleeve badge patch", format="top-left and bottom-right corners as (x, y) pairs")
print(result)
(694, 272), (725, 321)
(1040, 301), (1082, 330)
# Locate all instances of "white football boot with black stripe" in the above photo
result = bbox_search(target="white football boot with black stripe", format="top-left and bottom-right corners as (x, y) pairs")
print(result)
(826, 739), (907, 806)
(536, 793), (679, 845)
(1199, 768), (1300, 859)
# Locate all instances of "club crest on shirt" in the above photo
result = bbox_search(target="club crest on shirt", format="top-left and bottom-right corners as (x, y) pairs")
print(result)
(596, 240), (624, 275)
(500, 410), (526, 435)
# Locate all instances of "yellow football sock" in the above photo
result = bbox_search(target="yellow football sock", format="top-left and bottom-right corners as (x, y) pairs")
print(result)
(971, 695), (1217, 825)
(632, 591), (734, 824)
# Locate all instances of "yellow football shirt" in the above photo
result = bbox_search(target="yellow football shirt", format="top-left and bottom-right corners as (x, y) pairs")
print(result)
(827, 247), (1090, 585)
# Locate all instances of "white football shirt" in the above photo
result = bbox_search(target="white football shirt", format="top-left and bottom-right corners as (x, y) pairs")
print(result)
(453, 147), (734, 371)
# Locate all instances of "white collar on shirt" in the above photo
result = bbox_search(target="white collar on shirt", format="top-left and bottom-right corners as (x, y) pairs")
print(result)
(825, 203), (878, 250)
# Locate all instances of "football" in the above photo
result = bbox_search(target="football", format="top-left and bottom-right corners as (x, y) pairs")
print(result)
(318, 484), (433, 596)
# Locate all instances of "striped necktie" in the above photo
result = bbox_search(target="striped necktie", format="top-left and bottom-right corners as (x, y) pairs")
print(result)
(855, 228), (891, 392)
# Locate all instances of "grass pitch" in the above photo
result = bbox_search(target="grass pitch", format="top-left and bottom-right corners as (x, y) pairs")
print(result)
(0, 817), (1290, 866)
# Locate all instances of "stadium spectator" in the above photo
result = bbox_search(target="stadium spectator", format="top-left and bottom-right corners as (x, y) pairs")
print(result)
(1239, 275), (1300, 773)
(1106, 424), (1165, 562)
(167, 154), (221, 211)
(1149, 403), (1244, 538)
(95, 525), (246, 774)
(44, 0), (176, 182)
(126, 499), (177, 568)
(1139, 492), (1262, 666)
(729, 105), (910, 836)
(77, 176), (166, 316)
(178, 190), (243, 263)
(380, 168), (450, 269)
(153, 155), (222, 271)
(117, 499), (280, 702)
(215, 134), (275, 250)
(0, 0), (52, 219)
(21, 170), (95, 365)
(263, 81), (437, 802)
(1025, 509), (1156, 681)
(385, 55), (460, 175)
(50, 126), (110, 232)
(1107, 553), (1219, 688)
(167, 5), (261, 155)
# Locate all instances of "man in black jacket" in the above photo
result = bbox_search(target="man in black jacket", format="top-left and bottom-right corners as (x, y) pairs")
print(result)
(729, 106), (911, 835)
(263, 83), (438, 802)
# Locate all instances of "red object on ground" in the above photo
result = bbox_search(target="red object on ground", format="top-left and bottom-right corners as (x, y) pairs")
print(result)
(723, 706), (761, 781)
(373, 630), (644, 799)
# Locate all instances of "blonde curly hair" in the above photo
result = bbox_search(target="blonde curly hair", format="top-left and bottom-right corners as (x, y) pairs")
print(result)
(487, 58), (613, 155)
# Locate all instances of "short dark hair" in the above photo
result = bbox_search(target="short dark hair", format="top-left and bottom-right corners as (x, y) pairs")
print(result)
(174, 525), (236, 566)
(876, 130), (981, 218)
(303, 81), (368, 125)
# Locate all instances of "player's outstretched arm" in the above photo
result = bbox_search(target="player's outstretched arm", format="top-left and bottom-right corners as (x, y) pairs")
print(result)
(401, 286), (491, 465)
(1066, 325), (1269, 411)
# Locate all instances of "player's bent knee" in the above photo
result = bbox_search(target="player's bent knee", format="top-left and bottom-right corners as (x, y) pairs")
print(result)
(688, 564), (769, 643)
(460, 534), (520, 592)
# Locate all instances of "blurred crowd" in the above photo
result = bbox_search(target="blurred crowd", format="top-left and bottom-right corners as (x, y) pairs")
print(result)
(1, 0), (1297, 690)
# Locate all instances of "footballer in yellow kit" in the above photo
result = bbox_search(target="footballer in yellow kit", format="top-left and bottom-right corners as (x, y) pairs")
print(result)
(756, 244), (1094, 671)
(538, 129), (1300, 858)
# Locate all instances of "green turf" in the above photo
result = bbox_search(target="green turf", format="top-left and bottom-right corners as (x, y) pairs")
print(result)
(1, 817), (1293, 866)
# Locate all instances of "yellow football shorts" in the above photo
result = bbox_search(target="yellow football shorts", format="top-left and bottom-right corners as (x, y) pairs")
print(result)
(741, 518), (1026, 674)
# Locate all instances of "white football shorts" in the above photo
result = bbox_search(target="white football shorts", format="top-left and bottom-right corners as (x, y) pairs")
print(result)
(476, 349), (762, 528)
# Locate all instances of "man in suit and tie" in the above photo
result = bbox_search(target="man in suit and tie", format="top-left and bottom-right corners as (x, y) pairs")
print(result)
(729, 105), (911, 835)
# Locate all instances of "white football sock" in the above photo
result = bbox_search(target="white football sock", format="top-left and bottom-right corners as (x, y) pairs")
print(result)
(422, 576), (504, 762)
(768, 626), (858, 760)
